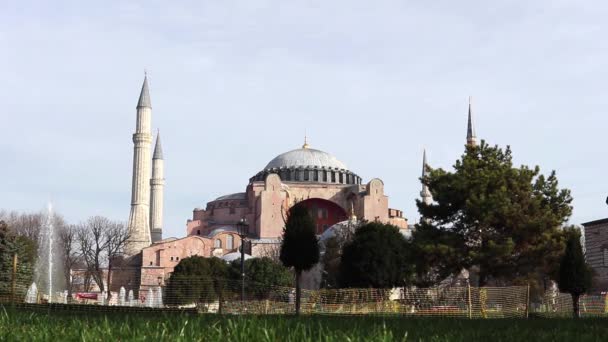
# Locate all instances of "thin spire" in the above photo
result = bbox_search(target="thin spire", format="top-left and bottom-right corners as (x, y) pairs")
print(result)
(422, 148), (428, 177)
(420, 148), (432, 205)
(153, 130), (163, 160)
(302, 130), (310, 149)
(137, 74), (151, 108)
(466, 96), (476, 147)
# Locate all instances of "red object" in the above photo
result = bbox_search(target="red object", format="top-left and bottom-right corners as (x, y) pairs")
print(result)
(76, 293), (98, 300)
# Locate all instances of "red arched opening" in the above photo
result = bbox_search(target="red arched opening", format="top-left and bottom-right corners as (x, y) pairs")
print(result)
(292, 199), (348, 234)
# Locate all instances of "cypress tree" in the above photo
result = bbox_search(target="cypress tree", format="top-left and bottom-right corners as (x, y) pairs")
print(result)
(558, 231), (592, 318)
(280, 204), (319, 315)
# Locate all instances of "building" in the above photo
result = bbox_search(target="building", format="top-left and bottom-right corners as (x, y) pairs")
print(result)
(582, 219), (608, 292)
(123, 76), (478, 291)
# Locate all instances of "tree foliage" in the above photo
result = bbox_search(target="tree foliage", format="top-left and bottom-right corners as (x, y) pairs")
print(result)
(339, 222), (411, 288)
(280, 204), (320, 314)
(164, 256), (228, 306)
(414, 142), (573, 286)
(0, 221), (36, 299)
(229, 257), (292, 299)
(558, 229), (593, 318)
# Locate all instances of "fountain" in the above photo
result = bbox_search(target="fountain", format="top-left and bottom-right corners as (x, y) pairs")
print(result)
(155, 286), (163, 308)
(25, 283), (38, 304)
(34, 203), (65, 303)
(145, 288), (154, 308)
(119, 287), (126, 306)
(99, 290), (107, 305)
(128, 289), (135, 306)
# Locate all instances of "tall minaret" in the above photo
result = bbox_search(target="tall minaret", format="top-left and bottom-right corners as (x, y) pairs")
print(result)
(420, 149), (433, 205)
(466, 96), (477, 147)
(150, 131), (164, 243)
(126, 75), (153, 255)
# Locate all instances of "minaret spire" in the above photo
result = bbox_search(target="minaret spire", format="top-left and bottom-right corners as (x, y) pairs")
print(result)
(150, 130), (165, 243)
(466, 96), (477, 147)
(137, 75), (152, 108)
(126, 74), (153, 255)
(420, 149), (432, 205)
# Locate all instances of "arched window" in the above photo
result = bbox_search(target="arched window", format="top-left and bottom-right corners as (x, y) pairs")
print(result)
(226, 235), (234, 250)
(214, 239), (222, 249)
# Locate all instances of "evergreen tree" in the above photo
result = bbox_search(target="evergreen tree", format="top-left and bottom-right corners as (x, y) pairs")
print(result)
(164, 256), (228, 306)
(558, 230), (592, 318)
(339, 222), (411, 288)
(280, 204), (320, 315)
(229, 257), (292, 299)
(415, 141), (573, 286)
(0, 221), (36, 300)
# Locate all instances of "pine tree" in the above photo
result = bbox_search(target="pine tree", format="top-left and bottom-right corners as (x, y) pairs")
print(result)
(415, 141), (573, 286)
(558, 231), (592, 318)
(280, 204), (319, 315)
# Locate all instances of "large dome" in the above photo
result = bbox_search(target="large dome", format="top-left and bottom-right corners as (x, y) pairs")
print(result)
(264, 148), (348, 171)
(250, 142), (361, 185)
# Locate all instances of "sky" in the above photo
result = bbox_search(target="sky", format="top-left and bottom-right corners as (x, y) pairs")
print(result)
(1, 1), (607, 238)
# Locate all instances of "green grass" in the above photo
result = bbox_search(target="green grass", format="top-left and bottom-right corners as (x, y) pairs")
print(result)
(1, 306), (608, 341)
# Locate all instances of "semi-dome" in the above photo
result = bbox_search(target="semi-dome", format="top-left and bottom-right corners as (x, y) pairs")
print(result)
(264, 148), (348, 171)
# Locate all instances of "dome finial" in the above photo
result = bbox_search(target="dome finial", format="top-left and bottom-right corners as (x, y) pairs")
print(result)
(302, 130), (310, 149)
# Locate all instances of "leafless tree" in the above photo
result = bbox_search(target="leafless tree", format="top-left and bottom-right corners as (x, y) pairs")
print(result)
(58, 224), (81, 297)
(0, 210), (67, 243)
(76, 216), (130, 299)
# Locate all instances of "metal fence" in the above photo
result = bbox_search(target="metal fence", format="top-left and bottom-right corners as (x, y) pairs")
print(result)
(1, 271), (532, 317)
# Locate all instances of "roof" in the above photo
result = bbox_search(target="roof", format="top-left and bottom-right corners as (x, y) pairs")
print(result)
(214, 192), (246, 201)
(221, 252), (253, 262)
(582, 218), (608, 227)
(137, 76), (151, 108)
(153, 132), (163, 159)
(264, 148), (348, 171)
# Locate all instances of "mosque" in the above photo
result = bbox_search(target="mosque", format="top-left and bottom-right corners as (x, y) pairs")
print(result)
(123, 76), (477, 289)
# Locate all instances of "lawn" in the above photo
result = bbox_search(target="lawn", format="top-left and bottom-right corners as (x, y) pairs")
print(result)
(1, 305), (607, 341)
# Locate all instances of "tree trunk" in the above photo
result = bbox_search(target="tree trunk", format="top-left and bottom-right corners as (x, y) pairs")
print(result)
(573, 294), (580, 318)
(106, 263), (112, 301)
(295, 270), (301, 316)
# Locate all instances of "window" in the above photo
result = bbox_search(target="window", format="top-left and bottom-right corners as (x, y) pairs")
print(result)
(226, 235), (234, 250)
(214, 239), (222, 249)
(229, 205), (236, 214)
(318, 208), (328, 219)
(603, 248), (608, 266)
(170, 257), (174, 261)
(149, 261), (153, 266)
(197, 230), (201, 235)
(176, 257), (179, 261)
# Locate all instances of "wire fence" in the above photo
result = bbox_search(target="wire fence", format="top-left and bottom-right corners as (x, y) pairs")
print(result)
(533, 292), (608, 317)
(4, 261), (604, 318)
(1, 269), (532, 317)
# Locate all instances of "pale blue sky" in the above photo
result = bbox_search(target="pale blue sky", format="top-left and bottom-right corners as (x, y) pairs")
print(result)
(1, 1), (606, 237)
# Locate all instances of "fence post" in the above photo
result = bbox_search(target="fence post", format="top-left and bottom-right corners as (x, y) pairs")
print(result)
(467, 284), (472, 319)
(525, 283), (530, 318)
(265, 299), (269, 315)
(11, 254), (18, 303)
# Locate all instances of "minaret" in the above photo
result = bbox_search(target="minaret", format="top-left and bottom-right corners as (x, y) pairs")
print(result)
(150, 131), (164, 243)
(466, 96), (477, 147)
(420, 149), (432, 205)
(126, 75), (153, 255)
